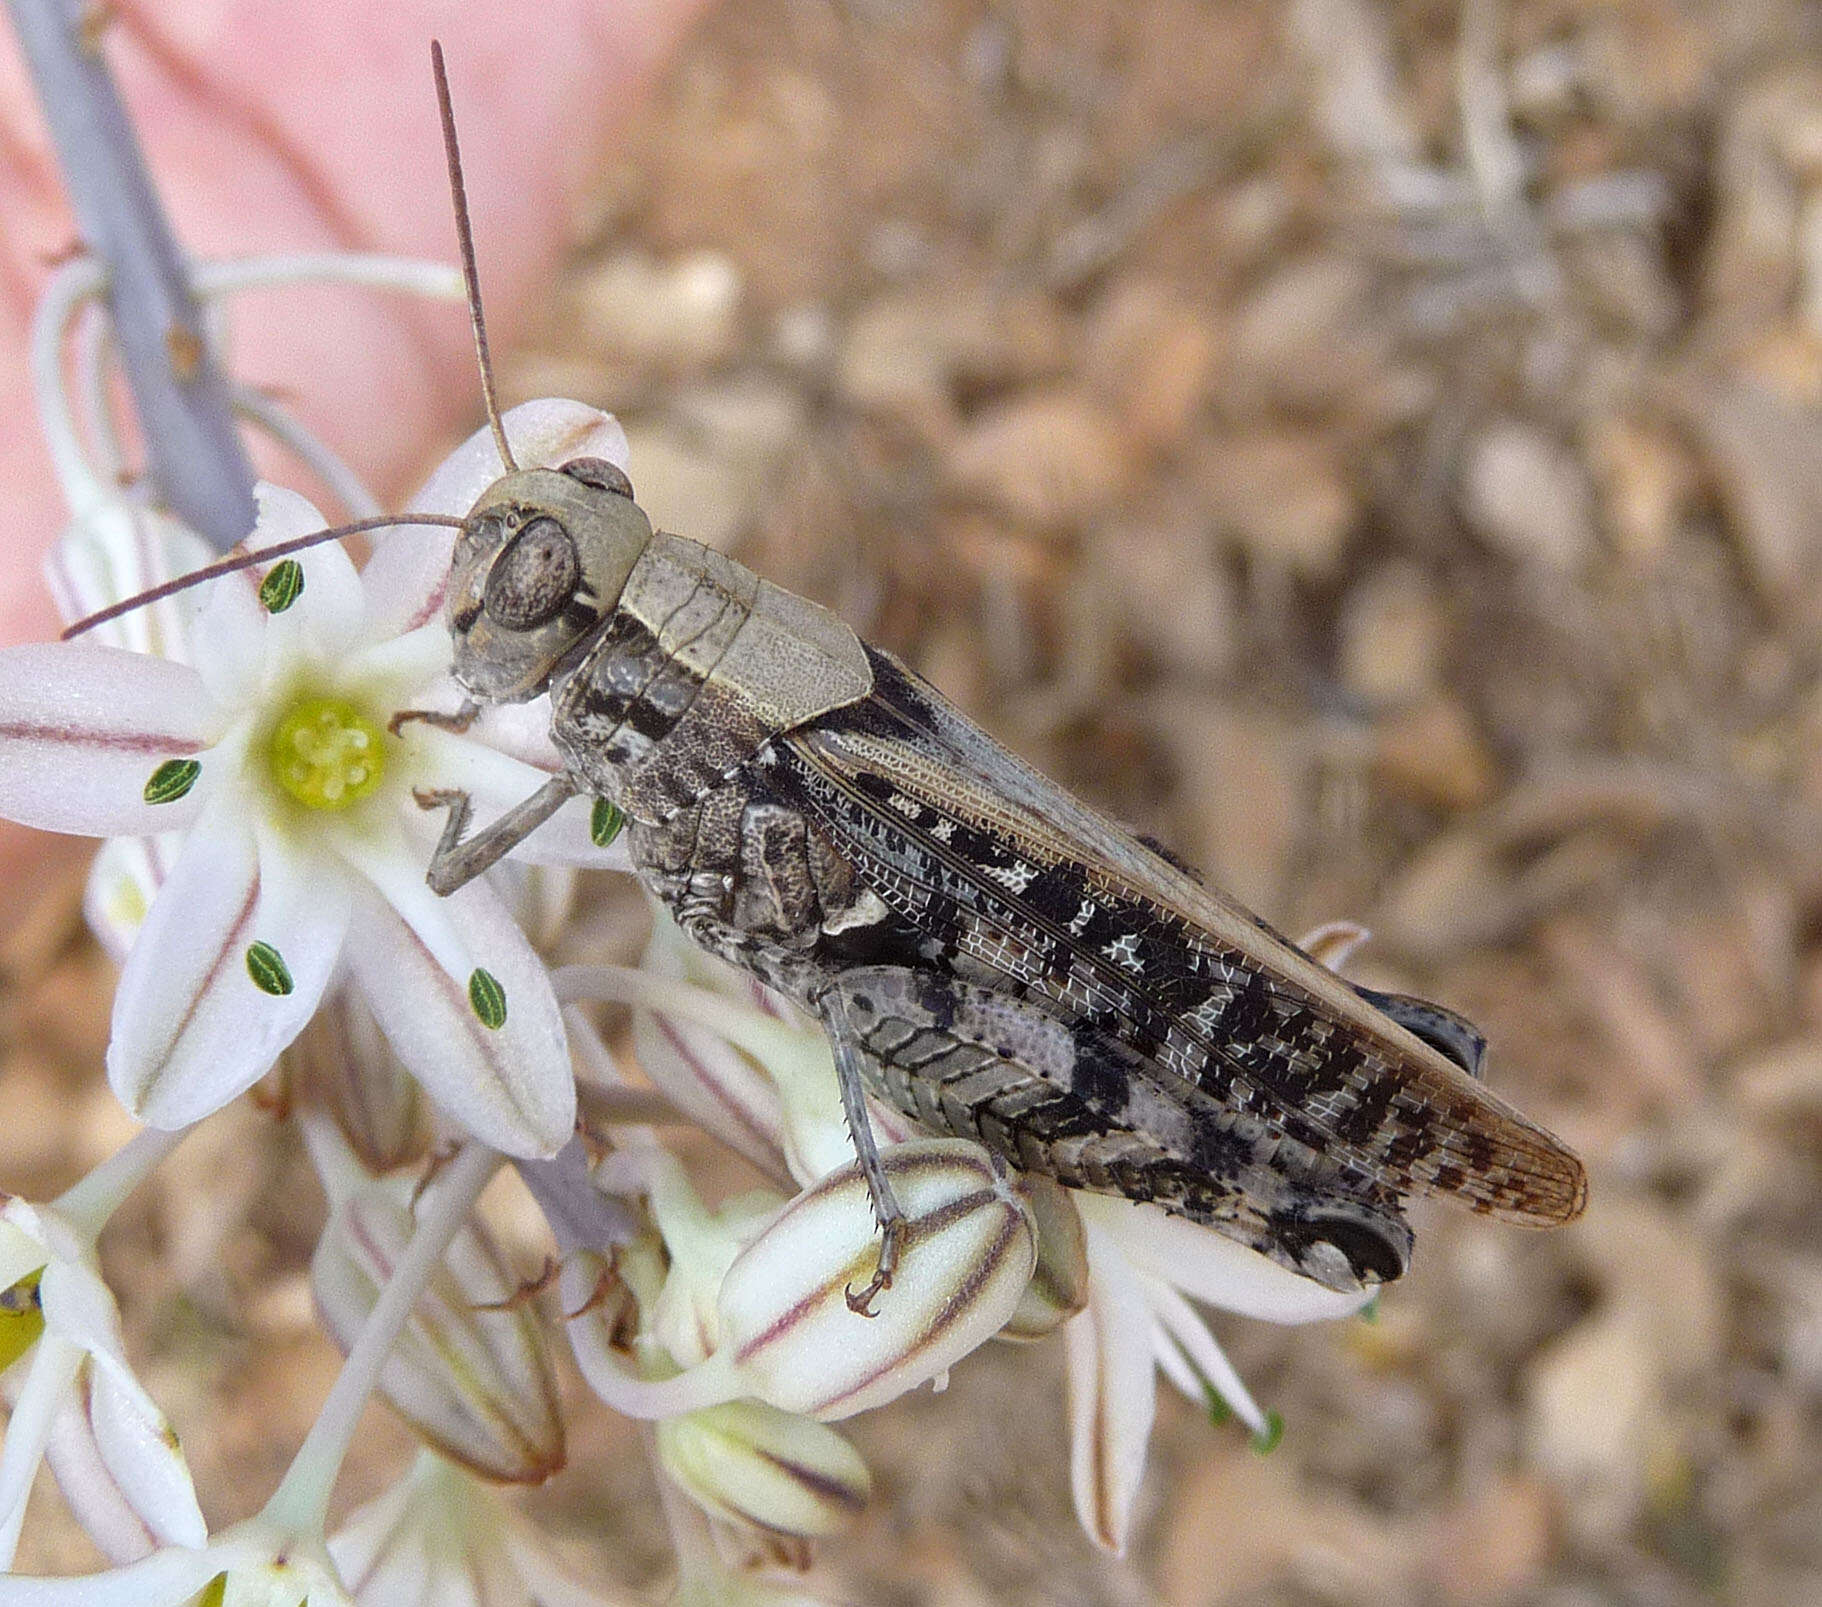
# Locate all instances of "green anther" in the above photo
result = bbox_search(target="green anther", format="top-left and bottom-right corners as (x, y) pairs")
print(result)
(246, 941), (294, 996)
(196, 1574), (229, 1607)
(590, 796), (625, 847)
(1250, 1409), (1285, 1456)
(469, 967), (507, 1029)
(144, 757), (200, 804)
(269, 696), (385, 810)
(0, 1270), (45, 1374)
(259, 559), (305, 613)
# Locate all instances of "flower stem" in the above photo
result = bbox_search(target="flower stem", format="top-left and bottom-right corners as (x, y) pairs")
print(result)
(262, 1142), (500, 1534)
(6, 0), (258, 547)
(52, 1124), (189, 1241)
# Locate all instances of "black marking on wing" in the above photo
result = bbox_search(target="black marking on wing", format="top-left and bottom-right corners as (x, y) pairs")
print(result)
(775, 647), (1586, 1225)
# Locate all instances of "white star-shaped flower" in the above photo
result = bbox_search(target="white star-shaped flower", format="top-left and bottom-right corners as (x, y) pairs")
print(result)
(0, 1194), (204, 1570)
(0, 401), (631, 1157)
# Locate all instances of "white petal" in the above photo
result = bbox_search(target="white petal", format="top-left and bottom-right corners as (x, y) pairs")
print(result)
(254, 486), (369, 666)
(0, 1219), (48, 1293)
(629, 1006), (789, 1182)
(188, 560), (274, 709)
(362, 401), (631, 640)
(0, 1541), (223, 1607)
(0, 645), (220, 836)
(324, 1473), (416, 1595)
(108, 803), (351, 1130)
(399, 722), (556, 803)
(86, 1366), (205, 1550)
(47, 503), (211, 659)
(465, 696), (564, 771)
(1140, 1273), (1267, 1437)
(36, 1258), (128, 1364)
(336, 629), (454, 717)
(83, 835), (182, 964)
(628, 928), (790, 1179)
(1065, 1226), (1158, 1555)
(1077, 1195), (1376, 1323)
(340, 877), (574, 1158)
(0, 1337), (81, 1570)
(45, 1380), (160, 1563)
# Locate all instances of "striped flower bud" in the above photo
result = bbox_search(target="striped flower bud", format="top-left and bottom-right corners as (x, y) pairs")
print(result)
(713, 1139), (1036, 1419)
(312, 1182), (563, 1483)
(657, 1400), (871, 1538)
(568, 1139), (1037, 1424)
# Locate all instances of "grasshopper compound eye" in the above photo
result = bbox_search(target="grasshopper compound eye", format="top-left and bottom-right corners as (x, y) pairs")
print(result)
(482, 516), (580, 630)
(559, 457), (635, 499)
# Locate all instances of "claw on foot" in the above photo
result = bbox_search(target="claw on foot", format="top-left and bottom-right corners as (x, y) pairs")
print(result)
(844, 1216), (906, 1317)
(412, 786), (464, 812)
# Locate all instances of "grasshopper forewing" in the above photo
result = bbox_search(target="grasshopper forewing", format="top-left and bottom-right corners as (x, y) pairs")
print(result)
(67, 44), (1587, 1315)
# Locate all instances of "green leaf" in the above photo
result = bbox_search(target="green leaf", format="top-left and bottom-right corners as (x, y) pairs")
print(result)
(246, 941), (294, 996)
(468, 967), (507, 1029)
(259, 559), (305, 613)
(590, 796), (625, 847)
(143, 757), (200, 804)
(1250, 1409), (1284, 1456)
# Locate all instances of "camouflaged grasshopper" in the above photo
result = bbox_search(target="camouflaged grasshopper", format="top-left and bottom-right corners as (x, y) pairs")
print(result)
(73, 46), (1587, 1315)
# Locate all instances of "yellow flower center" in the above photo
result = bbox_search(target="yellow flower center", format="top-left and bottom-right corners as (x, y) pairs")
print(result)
(0, 1270), (45, 1375)
(269, 697), (386, 810)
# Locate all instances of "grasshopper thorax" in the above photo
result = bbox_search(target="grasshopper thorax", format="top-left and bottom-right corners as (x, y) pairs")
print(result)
(446, 458), (652, 702)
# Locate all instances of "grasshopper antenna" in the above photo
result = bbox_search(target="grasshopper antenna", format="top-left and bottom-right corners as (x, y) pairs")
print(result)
(432, 41), (517, 475)
(60, 513), (469, 640)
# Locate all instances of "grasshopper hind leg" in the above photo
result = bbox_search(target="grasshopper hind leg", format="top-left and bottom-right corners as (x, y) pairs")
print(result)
(821, 964), (1414, 1295)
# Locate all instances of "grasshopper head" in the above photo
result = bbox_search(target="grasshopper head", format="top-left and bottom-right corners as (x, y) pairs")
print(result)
(446, 458), (652, 702)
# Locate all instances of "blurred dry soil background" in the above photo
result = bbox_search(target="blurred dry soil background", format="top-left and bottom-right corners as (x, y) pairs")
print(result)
(6, 0), (1822, 1603)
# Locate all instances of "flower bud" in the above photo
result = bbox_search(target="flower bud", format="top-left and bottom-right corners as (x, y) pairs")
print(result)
(287, 989), (427, 1173)
(715, 1139), (1035, 1420)
(566, 1141), (1036, 1426)
(999, 1176), (1089, 1342)
(312, 1183), (563, 1483)
(657, 1400), (871, 1538)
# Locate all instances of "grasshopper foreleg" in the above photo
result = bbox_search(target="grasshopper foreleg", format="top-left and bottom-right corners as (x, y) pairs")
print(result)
(818, 985), (909, 1317)
(390, 699), (481, 737)
(416, 774), (579, 895)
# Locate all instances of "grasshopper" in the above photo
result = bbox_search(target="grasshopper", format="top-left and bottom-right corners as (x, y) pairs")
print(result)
(71, 46), (1586, 1314)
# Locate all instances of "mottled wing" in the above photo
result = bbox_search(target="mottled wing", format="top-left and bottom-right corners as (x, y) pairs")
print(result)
(784, 649), (1586, 1226)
